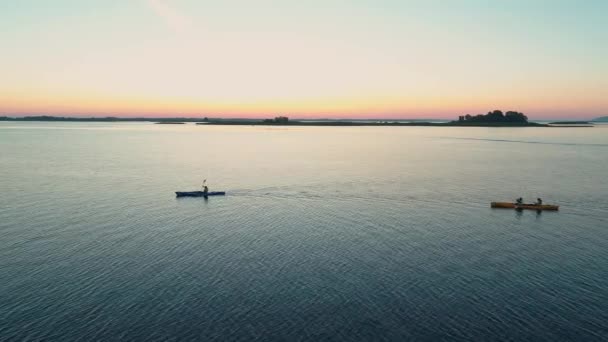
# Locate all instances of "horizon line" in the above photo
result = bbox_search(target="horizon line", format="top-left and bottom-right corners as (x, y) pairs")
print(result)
(1, 114), (603, 121)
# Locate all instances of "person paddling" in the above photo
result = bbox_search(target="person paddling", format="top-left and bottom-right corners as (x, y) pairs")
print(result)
(202, 179), (208, 195)
(516, 197), (523, 205)
(536, 198), (543, 205)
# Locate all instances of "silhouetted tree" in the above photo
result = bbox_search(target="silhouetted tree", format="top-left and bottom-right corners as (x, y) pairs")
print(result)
(262, 116), (289, 124)
(487, 110), (504, 121)
(505, 111), (527, 122)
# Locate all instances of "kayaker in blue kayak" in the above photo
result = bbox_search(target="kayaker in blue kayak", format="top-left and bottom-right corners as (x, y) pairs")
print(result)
(202, 179), (208, 195)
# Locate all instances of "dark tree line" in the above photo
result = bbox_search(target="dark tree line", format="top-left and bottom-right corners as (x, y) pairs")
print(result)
(263, 116), (289, 123)
(0, 116), (212, 122)
(458, 110), (528, 123)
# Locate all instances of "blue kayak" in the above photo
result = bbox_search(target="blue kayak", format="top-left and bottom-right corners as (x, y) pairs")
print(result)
(176, 191), (226, 197)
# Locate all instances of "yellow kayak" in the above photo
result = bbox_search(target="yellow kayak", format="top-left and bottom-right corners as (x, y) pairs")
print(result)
(491, 202), (559, 211)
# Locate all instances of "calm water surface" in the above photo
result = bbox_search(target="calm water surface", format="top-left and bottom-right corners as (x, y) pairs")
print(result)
(1, 122), (607, 341)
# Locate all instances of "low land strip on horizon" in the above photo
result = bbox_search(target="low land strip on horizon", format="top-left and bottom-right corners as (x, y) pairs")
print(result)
(1, 115), (600, 127)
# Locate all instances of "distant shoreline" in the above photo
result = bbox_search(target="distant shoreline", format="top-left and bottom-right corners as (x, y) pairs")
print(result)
(549, 121), (589, 124)
(200, 121), (550, 127)
(0, 116), (205, 123)
(0, 116), (596, 127)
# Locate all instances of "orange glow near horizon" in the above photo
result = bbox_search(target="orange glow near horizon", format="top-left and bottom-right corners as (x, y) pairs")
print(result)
(2, 86), (605, 119)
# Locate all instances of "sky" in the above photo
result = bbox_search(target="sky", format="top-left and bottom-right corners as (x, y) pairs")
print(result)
(1, 0), (606, 119)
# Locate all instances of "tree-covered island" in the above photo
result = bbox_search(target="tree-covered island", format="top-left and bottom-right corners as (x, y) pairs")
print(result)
(454, 110), (530, 125)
